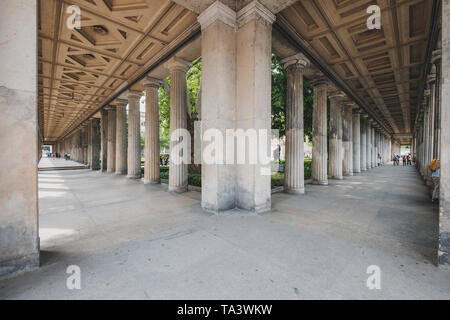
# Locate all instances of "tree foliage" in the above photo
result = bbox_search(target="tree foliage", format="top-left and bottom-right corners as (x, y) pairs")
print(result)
(158, 55), (315, 148)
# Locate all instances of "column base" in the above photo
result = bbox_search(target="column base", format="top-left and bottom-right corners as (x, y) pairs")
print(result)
(127, 174), (141, 179)
(144, 178), (160, 185)
(353, 170), (361, 174)
(344, 173), (354, 177)
(168, 185), (188, 193)
(284, 187), (305, 194)
(312, 180), (328, 186)
(331, 176), (344, 180)
(0, 252), (39, 281)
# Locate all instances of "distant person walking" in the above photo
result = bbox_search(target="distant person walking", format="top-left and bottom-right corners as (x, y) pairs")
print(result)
(402, 155), (407, 166)
(407, 154), (412, 166)
(429, 159), (440, 203)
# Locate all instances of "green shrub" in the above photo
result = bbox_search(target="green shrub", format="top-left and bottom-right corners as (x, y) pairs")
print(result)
(188, 173), (202, 187)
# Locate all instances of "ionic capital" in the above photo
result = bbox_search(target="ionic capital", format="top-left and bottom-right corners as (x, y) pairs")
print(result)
(142, 76), (163, 89)
(166, 57), (192, 73)
(281, 53), (310, 71)
(114, 98), (128, 107)
(127, 90), (143, 100)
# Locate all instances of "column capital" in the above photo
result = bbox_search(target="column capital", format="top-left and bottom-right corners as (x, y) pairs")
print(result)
(197, 1), (236, 30)
(310, 74), (329, 87)
(166, 57), (192, 73)
(104, 105), (116, 111)
(237, 0), (275, 28)
(142, 76), (163, 88)
(127, 90), (142, 100)
(342, 100), (356, 109)
(432, 49), (441, 64)
(114, 98), (128, 107)
(281, 53), (310, 70)
(328, 89), (345, 101)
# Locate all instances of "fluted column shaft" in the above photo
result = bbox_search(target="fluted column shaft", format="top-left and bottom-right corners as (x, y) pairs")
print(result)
(100, 110), (108, 172)
(342, 102), (354, 176)
(366, 120), (372, 169)
(127, 91), (142, 179)
(90, 118), (100, 170)
(284, 61), (307, 194)
(352, 111), (361, 173)
(168, 58), (190, 192)
(360, 116), (367, 171)
(312, 82), (329, 185)
(371, 127), (376, 168)
(107, 107), (116, 173)
(143, 78), (162, 184)
(115, 101), (127, 175)
(328, 93), (344, 180)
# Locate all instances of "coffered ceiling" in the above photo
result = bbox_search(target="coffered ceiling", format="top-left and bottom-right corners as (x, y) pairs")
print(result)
(39, 0), (198, 141)
(278, 0), (433, 137)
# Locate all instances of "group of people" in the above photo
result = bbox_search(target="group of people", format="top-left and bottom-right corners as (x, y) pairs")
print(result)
(64, 153), (71, 160)
(47, 152), (61, 159)
(393, 154), (413, 166)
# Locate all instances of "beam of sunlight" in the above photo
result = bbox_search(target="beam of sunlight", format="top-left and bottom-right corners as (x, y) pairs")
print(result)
(39, 228), (77, 242)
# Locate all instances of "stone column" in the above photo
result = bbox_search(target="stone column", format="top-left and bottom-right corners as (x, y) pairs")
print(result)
(198, 1), (275, 212)
(235, 2), (274, 212)
(342, 101), (354, 176)
(439, 0), (449, 269)
(87, 121), (92, 168)
(352, 109), (361, 173)
(360, 115), (367, 171)
(282, 54), (309, 194)
(127, 90), (143, 179)
(366, 120), (372, 169)
(371, 126), (376, 168)
(115, 99), (128, 175)
(106, 106), (116, 173)
(90, 118), (101, 170)
(428, 71), (437, 170)
(0, 0), (39, 278)
(432, 49), (442, 159)
(328, 90), (344, 180)
(198, 2), (237, 211)
(167, 57), (191, 192)
(311, 79), (329, 185)
(142, 77), (162, 184)
(100, 109), (108, 172)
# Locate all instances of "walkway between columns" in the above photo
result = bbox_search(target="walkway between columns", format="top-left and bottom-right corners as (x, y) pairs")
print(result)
(38, 157), (87, 170)
(0, 166), (448, 299)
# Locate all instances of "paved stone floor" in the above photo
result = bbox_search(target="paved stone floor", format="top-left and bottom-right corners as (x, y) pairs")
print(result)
(1, 165), (449, 299)
(38, 157), (86, 169)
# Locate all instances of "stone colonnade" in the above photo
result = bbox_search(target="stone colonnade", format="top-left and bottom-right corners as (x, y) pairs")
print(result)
(414, 7), (448, 267)
(4, 0), (448, 277)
